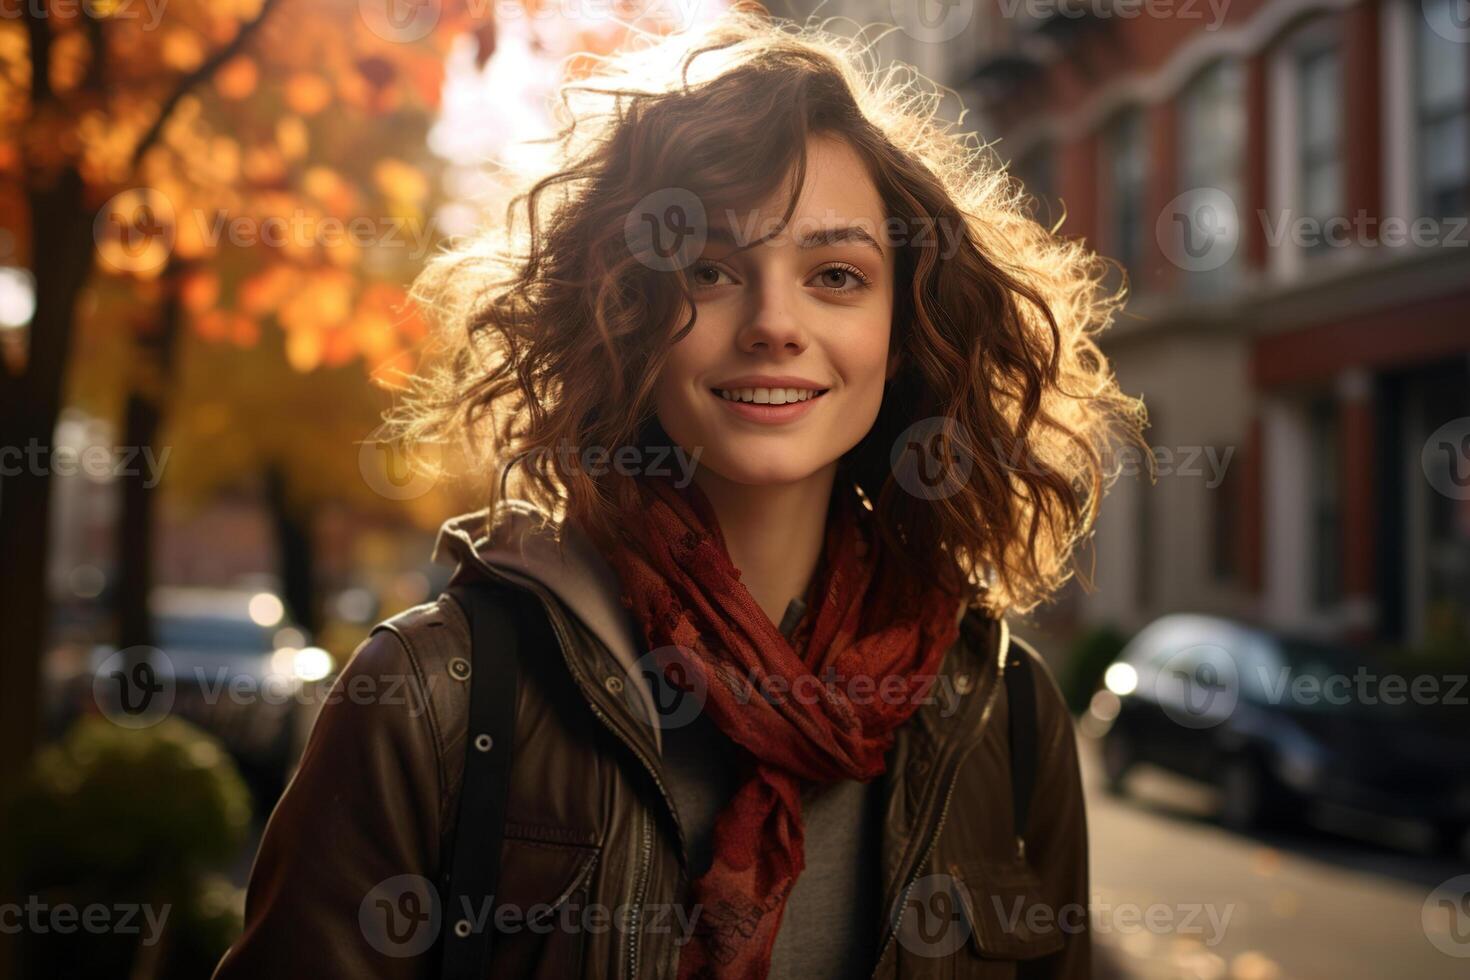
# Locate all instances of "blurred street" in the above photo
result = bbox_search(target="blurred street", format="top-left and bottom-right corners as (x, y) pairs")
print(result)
(1083, 736), (1469, 980)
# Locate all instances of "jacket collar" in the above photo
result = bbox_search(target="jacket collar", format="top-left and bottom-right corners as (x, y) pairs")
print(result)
(432, 500), (651, 688)
(430, 500), (992, 750)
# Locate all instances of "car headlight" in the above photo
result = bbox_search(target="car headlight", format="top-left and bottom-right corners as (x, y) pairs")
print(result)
(270, 646), (335, 682)
(292, 646), (334, 682)
(1104, 662), (1138, 696)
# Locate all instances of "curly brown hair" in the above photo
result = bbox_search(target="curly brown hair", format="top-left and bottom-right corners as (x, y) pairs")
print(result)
(392, 2), (1147, 615)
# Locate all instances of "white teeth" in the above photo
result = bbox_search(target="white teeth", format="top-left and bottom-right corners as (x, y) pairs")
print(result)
(716, 386), (825, 404)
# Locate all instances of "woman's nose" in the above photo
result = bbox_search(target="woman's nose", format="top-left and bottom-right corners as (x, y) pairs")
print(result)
(736, 281), (808, 355)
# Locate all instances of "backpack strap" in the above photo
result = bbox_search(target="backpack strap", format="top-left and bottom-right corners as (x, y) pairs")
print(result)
(438, 581), (522, 979)
(1005, 645), (1038, 859)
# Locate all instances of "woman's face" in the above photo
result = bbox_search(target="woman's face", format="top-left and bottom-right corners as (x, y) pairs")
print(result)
(653, 135), (899, 488)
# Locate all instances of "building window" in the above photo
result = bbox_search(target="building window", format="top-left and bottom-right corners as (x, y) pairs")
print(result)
(1209, 444), (1241, 583)
(1308, 397), (1342, 608)
(1179, 60), (1245, 292)
(1417, 0), (1470, 219)
(1297, 42), (1342, 255)
(1105, 107), (1149, 286)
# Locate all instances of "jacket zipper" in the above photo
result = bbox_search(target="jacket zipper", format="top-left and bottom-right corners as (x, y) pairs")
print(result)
(868, 625), (1011, 975)
(627, 813), (653, 978)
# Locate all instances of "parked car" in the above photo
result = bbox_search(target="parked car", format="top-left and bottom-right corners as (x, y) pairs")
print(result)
(65, 587), (338, 806)
(1091, 614), (1470, 852)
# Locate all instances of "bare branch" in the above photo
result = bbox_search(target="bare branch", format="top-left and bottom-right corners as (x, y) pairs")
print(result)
(129, 0), (284, 171)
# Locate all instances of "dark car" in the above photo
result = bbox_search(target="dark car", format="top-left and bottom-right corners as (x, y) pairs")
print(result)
(1091, 614), (1470, 853)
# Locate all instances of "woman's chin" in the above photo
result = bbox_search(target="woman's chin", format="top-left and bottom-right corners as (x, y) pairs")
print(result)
(697, 453), (838, 489)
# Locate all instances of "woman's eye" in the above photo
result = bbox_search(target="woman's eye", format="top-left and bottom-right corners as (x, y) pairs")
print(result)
(812, 264), (870, 292)
(691, 263), (730, 288)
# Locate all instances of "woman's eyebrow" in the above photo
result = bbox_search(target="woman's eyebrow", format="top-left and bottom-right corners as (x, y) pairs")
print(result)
(795, 224), (885, 255)
(705, 223), (885, 257)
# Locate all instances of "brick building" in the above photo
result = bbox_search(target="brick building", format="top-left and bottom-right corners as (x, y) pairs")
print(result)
(814, 0), (1470, 645)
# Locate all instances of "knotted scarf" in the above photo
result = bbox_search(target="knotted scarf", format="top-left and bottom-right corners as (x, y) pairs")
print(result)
(603, 470), (964, 979)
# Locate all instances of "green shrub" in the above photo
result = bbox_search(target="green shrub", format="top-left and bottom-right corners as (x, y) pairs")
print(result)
(3, 715), (253, 979)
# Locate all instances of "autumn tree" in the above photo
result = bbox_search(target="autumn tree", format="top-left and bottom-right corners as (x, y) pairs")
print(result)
(0, 0), (485, 791)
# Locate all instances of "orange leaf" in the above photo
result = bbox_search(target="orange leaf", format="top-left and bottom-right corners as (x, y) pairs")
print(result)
(323, 325), (357, 367)
(408, 57), (447, 110)
(373, 159), (428, 205)
(239, 265), (300, 316)
(193, 309), (229, 342)
(229, 314), (260, 348)
(179, 270), (220, 313)
(243, 145), (287, 187)
(284, 73), (333, 116)
(276, 116), (309, 161)
(162, 28), (205, 72)
(215, 56), (258, 100)
(285, 326), (324, 372)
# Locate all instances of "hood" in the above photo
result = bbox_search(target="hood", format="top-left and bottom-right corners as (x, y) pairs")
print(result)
(431, 500), (662, 742)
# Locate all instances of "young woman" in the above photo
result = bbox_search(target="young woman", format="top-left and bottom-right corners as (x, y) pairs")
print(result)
(214, 7), (1143, 979)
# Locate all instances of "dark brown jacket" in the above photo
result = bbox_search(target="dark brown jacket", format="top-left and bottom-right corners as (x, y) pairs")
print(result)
(212, 501), (1091, 979)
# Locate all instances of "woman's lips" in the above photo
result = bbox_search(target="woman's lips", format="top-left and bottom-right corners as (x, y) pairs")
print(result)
(711, 388), (826, 424)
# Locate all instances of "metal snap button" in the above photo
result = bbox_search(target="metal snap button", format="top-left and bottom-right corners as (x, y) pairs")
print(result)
(473, 733), (493, 752)
(448, 657), (471, 681)
(954, 673), (973, 695)
(453, 918), (472, 938)
(604, 675), (625, 695)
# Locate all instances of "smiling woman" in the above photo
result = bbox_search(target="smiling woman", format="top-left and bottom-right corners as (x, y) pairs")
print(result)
(397, 8), (1146, 622)
(216, 6), (1147, 980)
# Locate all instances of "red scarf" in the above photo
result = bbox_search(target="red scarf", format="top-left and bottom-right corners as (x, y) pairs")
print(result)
(604, 471), (963, 979)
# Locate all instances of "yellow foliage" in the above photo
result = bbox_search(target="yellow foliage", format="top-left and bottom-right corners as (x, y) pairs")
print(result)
(284, 73), (333, 116)
(162, 28), (206, 72)
(239, 264), (300, 315)
(285, 324), (324, 372)
(214, 56), (258, 101)
(279, 269), (353, 334)
(242, 144), (286, 186)
(207, 137), (241, 185)
(276, 115), (309, 160)
(180, 270), (220, 313)
(372, 159), (428, 205)
(48, 29), (90, 95)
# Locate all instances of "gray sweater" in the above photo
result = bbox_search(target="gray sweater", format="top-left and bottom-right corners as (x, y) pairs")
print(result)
(659, 645), (884, 976)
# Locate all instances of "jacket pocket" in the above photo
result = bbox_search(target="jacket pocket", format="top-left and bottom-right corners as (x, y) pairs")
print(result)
(951, 854), (1069, 962)
(480, 834), (601, 980)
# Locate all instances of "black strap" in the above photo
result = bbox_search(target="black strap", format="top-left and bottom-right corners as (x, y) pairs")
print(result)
(1006, 646), (1038, 847)
(439, 582), (521, 979)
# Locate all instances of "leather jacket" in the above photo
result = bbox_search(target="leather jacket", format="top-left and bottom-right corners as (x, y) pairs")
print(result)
(212, 501), (1091, 979)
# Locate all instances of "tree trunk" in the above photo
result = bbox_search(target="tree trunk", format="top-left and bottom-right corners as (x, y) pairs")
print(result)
(114, 264), (186, 652)
(0, 167), (95, 795)
(264, 465), (318, 635)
